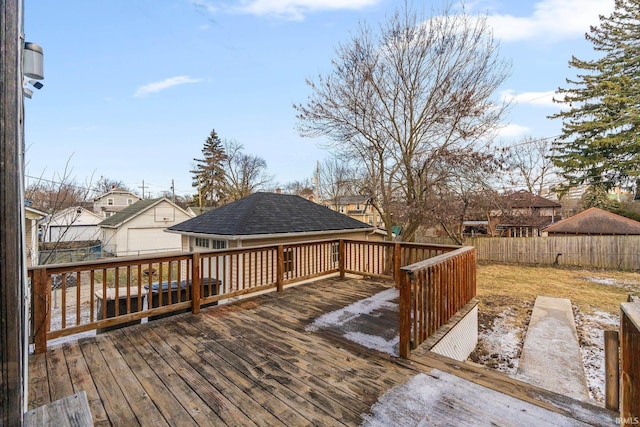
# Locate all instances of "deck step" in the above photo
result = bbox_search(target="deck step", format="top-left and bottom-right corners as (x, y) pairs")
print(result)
(516, 296), (590, 401)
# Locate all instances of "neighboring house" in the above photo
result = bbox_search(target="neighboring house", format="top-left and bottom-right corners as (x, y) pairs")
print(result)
(25, 206), (46, 267)
(99, 198), (194, 257)
(168, 192), (382, 251)
(544, 207), (640, 236)
(41, 206), (103, 243)
(93, 188), (141, 218)
(324, 195), (382, 228)
(491, 190), (562, 237)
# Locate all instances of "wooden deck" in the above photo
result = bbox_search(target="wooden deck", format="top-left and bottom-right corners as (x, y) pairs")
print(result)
(28, 277), (616, 426)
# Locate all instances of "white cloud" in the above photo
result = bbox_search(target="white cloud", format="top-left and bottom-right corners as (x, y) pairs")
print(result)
(195, 0), (380, 21)
(487, 0), (615, 42)
(496, 123), (529, 138)
(134, 76), (203, 98)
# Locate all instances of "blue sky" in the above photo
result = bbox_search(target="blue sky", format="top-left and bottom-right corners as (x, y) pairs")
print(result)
(23, 0), (615, 198)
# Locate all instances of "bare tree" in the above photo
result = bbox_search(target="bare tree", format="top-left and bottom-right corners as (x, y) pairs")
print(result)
(93, 176), (131, 196)
(503, 136), (557, 195)
(25, 160), (98, 264)
(432, 155), (501, 244)
(26, 159), (92, 213)
(295, 2), (510, 240)
(319, 156), (358, 207)
(282, 178), (314, 198)
(223, 141), (273, 202)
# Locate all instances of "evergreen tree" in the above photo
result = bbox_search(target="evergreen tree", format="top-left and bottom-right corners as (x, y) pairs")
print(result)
(551, 0), (640, 191)
(191, 129), (227, 207)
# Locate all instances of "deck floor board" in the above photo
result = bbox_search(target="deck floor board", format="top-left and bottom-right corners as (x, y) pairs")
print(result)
(29, 276), (614, 426)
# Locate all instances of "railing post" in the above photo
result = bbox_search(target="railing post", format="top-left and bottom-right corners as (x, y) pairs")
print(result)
(339, 240), (345, 279)
(604, 329), (619, 411)
(192, 253), (201, 314)
(620, 302), (640, 425)
(277, 245), (284, 292)
(33, 268), (50, 354)
(399, 269), (411, 358)
(393, 243), (401, 288)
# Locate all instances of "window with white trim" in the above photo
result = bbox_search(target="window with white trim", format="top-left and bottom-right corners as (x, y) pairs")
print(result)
(212, 240), (226, 249)
(195, 237), (210, 248)
(107, 198), (114, 206)
(127, 198), (133, 205)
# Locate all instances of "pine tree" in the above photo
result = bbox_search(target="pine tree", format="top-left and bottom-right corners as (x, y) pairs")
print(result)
(191, 129), (227, 207)
(551, 0), (640, 191)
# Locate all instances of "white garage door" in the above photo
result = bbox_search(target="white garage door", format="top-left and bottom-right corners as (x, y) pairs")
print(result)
(127, 228), (181, 255)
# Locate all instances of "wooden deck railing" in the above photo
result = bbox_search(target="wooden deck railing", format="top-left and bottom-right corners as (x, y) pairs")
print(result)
(620, 300), (640, 425)
(28, 239), (475, 357)
(398, 246), (477, 358)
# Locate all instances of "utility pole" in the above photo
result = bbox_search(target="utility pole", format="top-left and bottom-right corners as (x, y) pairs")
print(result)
(139, 180), (146, 199)
(171, 179), (175, 203)
(1, 0), (26, 424)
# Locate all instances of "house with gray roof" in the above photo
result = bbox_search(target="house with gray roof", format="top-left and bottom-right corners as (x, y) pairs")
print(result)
(167, 192), (382, 251)
(99, 198), (194, 257)
(167, 192), (383, 295)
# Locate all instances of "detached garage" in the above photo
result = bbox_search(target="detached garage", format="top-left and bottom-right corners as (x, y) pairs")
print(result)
(99, 198), (194, 257)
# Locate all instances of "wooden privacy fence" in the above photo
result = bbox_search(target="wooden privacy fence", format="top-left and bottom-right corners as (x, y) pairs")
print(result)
(423, 235), (640, 270)
(398, 246), (477, 358)
(28, 239), (474, 357)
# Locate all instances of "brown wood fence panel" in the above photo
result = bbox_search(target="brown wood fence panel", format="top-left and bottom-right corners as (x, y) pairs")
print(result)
(422, 236), (640, 270)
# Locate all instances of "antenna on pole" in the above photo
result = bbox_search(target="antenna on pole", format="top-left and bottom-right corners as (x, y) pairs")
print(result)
(139, 180), (146, 199)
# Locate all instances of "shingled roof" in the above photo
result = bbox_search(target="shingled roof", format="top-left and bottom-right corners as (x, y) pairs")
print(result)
(99, 198), (163, 228)
(168, 192), (374, 237)
(505, 190), (562, 208)
(544, 207), (640, 235)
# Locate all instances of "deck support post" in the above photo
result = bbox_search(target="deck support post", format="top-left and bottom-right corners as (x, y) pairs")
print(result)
(620, 302), (640, 425)
(393, 243), (401, 287)
(399, 269), (411, 358)
(191, 253), (201, 314)
(33, 268), (50, 355)
(338, 240), (345, 279)
(276, 245), (284, 292)
(604, 329), (619, 411)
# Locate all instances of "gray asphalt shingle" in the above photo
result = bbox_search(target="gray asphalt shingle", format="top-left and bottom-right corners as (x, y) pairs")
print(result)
(168, 192), (373, 236)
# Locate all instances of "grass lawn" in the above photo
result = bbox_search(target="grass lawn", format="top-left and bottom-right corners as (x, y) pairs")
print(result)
(476, 262), (640, 316)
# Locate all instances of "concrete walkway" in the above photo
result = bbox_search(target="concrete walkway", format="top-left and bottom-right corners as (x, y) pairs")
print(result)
(515, 296), (590, 402)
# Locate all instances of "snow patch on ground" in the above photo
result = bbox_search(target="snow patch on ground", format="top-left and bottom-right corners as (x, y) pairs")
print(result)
(583, 276), (639, 291)
(472, 307), (523, 375)
(574, 309), (619, 403)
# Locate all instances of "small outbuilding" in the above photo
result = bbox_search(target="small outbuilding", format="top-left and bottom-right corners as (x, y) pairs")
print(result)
(99, 198), (194, 257)
(544, 207), (640, 236)
(167, 192), (383, 251)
